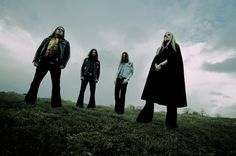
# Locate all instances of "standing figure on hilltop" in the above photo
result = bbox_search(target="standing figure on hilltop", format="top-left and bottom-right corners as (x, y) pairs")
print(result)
(25, 26), (70, 107)
(136, 32), (187, 128)
(76, 49), (100, 108)
(114, 52), (134, 114)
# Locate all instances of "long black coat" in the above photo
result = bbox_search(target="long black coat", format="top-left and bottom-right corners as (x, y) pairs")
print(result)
(141, 43), (187, 107)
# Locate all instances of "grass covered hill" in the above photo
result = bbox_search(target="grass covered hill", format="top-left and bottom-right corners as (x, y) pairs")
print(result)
(0, 91), (236, 156)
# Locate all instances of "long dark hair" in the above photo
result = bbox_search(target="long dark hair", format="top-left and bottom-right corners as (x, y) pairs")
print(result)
(88, 49), (98, 60)
(120, 52), (129, 63)
(50, 26), (65, 39)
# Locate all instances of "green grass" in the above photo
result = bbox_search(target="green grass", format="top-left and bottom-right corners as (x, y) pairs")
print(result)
(0, 91), (236, 156)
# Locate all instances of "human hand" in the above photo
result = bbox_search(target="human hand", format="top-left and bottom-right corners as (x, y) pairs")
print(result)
(114, 81), (117, 85)
(81, 77), (84, 80)
(122, 79), (128, 84)
(33, 61), (39, 67)
(95, 79), (98, 83)
(60, 65), (65, 69)
(154, 63), (162, 71)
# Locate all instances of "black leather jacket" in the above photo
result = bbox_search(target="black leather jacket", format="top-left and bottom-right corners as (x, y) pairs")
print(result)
(33, 36), (70, 67)
(81, 58), (100, 81)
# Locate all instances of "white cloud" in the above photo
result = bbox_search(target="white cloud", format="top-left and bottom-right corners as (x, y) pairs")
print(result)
(0, 0), (236, 118)
(0, 18), (36, 62)
(182, 42), (236, 117)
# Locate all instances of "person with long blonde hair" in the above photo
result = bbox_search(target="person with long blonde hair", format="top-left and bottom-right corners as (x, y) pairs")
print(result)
(136, 32), (187, 128)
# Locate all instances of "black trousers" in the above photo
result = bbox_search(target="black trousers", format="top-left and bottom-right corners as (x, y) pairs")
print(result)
(76, 76), (96, 108)
(114, 78), (128, 114)
(25, 61), (61, 107)
(136, 101), (154, 123)
(166, 105), (177, 127)
(136, 101), (177, 126)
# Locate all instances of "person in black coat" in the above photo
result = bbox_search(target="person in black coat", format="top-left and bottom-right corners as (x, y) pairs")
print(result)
(76, 49), (100, 108)
(136, 32), (187, 128)
(25, 26), (70, 107)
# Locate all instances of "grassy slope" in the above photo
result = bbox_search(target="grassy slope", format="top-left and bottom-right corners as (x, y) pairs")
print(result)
(0, 91), (236, 156)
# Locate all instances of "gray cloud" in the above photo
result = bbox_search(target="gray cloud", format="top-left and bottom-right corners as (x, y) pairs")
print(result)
(202, 57), (236, 73)
(211, 21), (236, 51)
(209, 91), (223, 96)
(2, 0), (232, 46)
(209, 91), (231, 100)
(1, 0), (236, 118)
(209, 91), (231, 99)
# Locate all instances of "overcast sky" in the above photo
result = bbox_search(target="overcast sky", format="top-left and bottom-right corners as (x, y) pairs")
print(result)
(1, 0), (236, 118)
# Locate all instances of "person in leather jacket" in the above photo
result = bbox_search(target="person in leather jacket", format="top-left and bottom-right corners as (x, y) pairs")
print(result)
(76, 49), (100, 108)
(25, 26), (70, 107)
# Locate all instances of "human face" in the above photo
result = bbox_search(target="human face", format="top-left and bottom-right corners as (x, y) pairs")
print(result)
(91, 50), (97, 58)
(122, 53), (128, 62)
(164, 32), (172, 41)
(55, 27), (64, 37)
(122, 53), (127, 59)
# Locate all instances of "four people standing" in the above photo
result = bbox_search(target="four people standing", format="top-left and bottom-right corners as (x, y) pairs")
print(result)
(25, 26), (70, 107)
(136, 32), (187, 128)
(114, 52), (134, 114)
(76, 49), (100, 108)
(25, 28), (187, 128)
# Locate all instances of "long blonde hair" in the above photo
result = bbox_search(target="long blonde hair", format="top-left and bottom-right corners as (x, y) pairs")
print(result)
(157, 32), (177, 55)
